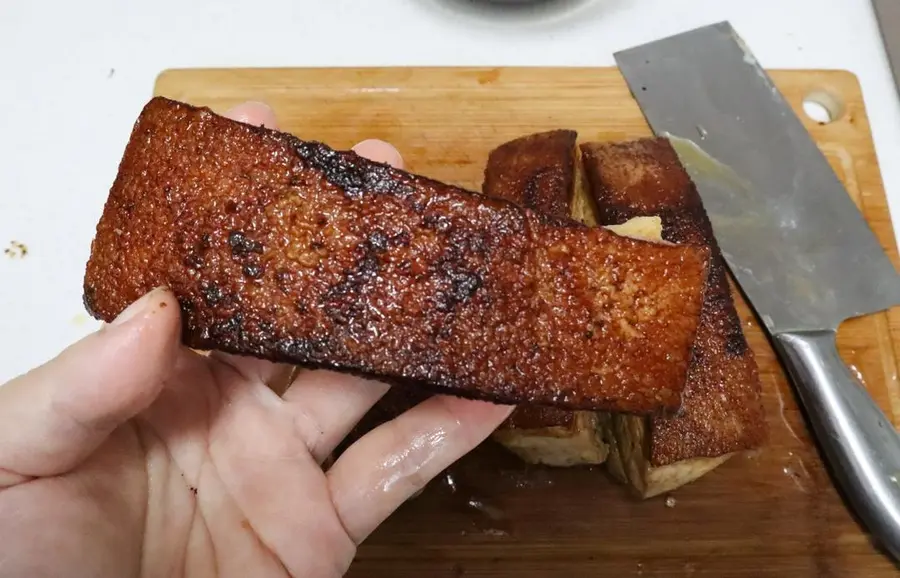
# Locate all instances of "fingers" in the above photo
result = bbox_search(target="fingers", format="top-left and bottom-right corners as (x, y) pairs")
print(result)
(225, 101), (279, 129)
(352, 139), (404, 168)
(206, 367), (357, 578)
(208, 351), (296, 393)
(281, 370), (390, 463)
(327, 395), (513, 544)
(0, 287), (181, 486)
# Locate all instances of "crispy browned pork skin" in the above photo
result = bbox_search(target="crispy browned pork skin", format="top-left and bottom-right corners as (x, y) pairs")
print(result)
(482, 129), (579, 218)
(479, 129), (606, 465)
(483, 129), (580, 430)
(581, 138), (766, 495)
(84, 97), (710, 413)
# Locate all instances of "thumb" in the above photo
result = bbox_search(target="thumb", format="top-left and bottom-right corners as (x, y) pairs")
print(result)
(0, 287), (181, 487)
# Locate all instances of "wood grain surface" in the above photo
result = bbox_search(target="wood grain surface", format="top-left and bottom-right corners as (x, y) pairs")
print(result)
(155, 67), (900, 577)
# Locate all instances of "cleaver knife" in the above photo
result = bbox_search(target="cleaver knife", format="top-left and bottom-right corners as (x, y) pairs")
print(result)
(616, 21), (900, 559)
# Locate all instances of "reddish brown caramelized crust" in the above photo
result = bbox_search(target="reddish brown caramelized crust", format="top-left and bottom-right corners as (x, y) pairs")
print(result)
(483, 130), (580, 430)
(483, 129), (578, 218)
(84, 97), (711, 413)
(581, 138), (767, 464)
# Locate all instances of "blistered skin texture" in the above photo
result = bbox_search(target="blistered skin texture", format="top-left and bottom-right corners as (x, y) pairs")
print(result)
(483, 130), (580, 430)
(581, 138), (767, 464)
(84, 97), (710, 413)
(482, 129), (578, 219)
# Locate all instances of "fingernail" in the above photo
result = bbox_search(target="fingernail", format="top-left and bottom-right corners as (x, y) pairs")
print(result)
(352, 139), (404, 169)
(224, 101), (278, 128)
(111, 287), (166, 326)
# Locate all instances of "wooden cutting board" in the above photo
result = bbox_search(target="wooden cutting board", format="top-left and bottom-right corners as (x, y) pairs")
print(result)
(155, 67), (900, 577)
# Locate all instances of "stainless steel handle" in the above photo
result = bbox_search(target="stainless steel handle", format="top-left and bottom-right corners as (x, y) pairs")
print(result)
(776, 329), (900, 560)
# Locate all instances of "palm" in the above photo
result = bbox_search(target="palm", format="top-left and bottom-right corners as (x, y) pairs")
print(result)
(134, 352), (358, 578)
(0, 327), (508, 578)
(2, 351), (357, 577)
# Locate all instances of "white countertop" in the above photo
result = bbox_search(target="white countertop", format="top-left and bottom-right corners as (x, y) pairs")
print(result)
(1, 0), (898, 383)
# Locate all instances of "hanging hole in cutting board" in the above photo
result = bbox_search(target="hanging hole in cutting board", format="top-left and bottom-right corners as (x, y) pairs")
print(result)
(802, 90), (845, 124)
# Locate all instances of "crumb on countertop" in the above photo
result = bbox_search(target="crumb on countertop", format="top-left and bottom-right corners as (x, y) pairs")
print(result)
(665, 495), (677, 508)
(3, 240), (28, 259)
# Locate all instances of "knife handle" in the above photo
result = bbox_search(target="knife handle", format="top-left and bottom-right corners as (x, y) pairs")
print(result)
(776, 329), (900, 560)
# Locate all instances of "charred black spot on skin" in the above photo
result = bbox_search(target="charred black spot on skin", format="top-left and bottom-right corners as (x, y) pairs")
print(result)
(293, 140), (414, 201)
(522, 167), (565, 216)
(186, 233), (213, 271)
(393, 231), (411, 247)
(276, 269), (293, 293)
(431, 228), (489, 312)
(322, 244), (381, 324)
(423, 214), (452, 233)
(276, 336), (330, 361)
(257, 320), (275, 340)
(211, 313), (244, 343)
(522, 173), (543, 211)
(367, 231), (388, 252)
(243, 263), (264, 279)
(184, 253), (204, 270)
(82, 287), (97, 317)
(438, 269), (482, 312)
(723, 313), (749, 356)
(228, 231), (263, 257)
(320, 228), (407, 320)
(433, 259), (483, 313)
(410, 198), (426, 214)
(200, 281), (223, 305)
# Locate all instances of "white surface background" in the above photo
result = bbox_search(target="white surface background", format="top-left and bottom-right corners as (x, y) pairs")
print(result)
(1, 0), (899, 384)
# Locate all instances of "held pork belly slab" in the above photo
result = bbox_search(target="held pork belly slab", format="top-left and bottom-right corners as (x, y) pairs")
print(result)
(581, 137), (767, 496)
(83, 97), (711, 413)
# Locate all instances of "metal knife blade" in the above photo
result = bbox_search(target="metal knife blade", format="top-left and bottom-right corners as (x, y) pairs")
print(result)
(615, 21), (900, 335)
(873, 0), (900, 100)
(616, 21), (900, 561)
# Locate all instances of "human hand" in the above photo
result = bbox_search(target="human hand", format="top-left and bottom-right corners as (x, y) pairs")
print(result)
(0, 102), (513, 578)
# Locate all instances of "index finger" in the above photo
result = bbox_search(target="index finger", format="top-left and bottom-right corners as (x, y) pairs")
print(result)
(326, 395), (513, 544)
